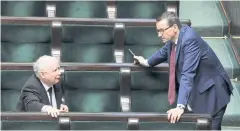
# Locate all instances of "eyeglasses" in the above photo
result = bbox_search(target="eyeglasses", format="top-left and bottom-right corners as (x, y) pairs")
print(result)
(156, 25), (173, 35)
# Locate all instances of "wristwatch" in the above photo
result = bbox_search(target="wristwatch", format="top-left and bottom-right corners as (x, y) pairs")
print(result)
(177, 105), (185, 109)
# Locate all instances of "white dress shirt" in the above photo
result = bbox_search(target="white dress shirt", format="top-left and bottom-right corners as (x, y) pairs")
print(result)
(40, 81), (57, 112)
(174, 38), (178, 49)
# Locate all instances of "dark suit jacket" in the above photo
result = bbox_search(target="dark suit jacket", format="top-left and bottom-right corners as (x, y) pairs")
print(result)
(16, 74), (64, 112)
(147, 25), (233, 116)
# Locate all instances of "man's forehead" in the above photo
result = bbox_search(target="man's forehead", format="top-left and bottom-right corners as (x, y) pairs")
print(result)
(156, 19), (169, 28)
(44, 61), (59, 70)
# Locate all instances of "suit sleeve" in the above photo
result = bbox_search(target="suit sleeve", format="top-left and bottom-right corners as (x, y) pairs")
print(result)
(147, 42), (170, 67)
(58, 86), (65, 104)
(177, 39), (201, 105)
(22, 85), (45, 111)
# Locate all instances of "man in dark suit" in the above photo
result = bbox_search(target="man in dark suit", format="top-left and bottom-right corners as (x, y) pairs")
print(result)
(16, 55), (69, 118)
(134, 12), (233, 130)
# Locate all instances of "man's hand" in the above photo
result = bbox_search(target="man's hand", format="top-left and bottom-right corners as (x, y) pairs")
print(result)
(133, 56), (149, 67)
(46, 107), (60, 118)
(59, 104), (69, 113)
(167, 107), (184, 123)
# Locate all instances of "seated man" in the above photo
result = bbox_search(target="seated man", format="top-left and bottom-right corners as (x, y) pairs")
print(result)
(16, 55), (69, 117)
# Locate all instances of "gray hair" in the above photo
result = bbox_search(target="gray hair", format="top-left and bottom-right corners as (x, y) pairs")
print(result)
(33, 55), (58, 77)
(156, 12), (181, 29)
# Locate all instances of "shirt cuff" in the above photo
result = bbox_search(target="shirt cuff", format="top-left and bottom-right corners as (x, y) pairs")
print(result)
(41, 105), (52, 112)
(143, 59), (150, 67)
(177, 104), (186, 109)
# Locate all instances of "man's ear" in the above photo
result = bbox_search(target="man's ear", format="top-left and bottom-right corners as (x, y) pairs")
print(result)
(173, 24), (178, 31)
(39, 70), (45, 78)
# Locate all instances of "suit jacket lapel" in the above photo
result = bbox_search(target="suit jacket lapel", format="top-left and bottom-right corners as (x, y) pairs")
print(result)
(35, 75), (51, 105)
(167, 41), (173, 62)
(41, 87), (51, 105)
(175, 26), (185, 65)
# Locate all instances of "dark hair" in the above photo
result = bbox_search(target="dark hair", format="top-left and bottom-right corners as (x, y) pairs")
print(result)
(156, 12), (181, 29)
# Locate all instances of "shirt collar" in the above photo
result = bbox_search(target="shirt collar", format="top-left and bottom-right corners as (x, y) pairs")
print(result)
(175, 37), (178, 45)
(41, 81), (52, 92)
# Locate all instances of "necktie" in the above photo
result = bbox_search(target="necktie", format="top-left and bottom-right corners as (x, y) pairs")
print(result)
(168, 44), (176, 105)
(48, 87), (52, 105)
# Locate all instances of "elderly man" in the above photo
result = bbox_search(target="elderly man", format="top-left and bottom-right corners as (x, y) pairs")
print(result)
(134, 12), (233, 130)
(16, 55), (68, 117)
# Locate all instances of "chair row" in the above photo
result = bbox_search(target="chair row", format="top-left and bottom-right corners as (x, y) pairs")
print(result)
(1, 17), (191, 64)
(1, 1), (178, 18)
(1, 63), (170, 112)
(1, 18), (239, 79)
(1, 1), (229, 37)
(1, 112), (211, 130)
(1, 63), (240, 129)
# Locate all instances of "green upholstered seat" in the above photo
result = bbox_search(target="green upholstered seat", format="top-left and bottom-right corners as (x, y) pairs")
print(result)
(1, 70), (33, 111)
(1, 1), (47, 17)
(1, 24), (51, 62)
(139, 121), (196, 130)
(61, 25), (114, 63)
(123, 26), (165, 63)
(64, 71), (120, 112)
(70, 121), (127, 130)
(55, 1), (107, 18)
(130, 71), (177, 112)
(1, 120), (59, 130)
(116, 1), (166, 19)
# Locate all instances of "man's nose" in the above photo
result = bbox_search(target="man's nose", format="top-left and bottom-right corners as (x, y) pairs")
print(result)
(158, 32), (162, 37)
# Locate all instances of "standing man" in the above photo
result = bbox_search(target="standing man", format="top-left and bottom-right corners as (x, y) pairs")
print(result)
(134, 12), (233, 130)
(16, 55), (69, 118)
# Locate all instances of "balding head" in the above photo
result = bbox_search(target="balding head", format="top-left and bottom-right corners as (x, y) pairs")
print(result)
(33, 55), (58, 77)
(33, 55), (61, 86)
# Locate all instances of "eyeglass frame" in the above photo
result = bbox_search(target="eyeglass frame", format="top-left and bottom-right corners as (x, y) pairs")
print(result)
(156, 24), (174, 35)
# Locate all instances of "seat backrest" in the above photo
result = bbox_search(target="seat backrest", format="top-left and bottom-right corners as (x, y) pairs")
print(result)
(1, 1), (47, 17)
(116, 1), (166, 18)
(139, 121), (196, 130)
(63, 71), (121, 112)
(55, 1), (107, 18)
(130, 71), (175, 112)
(1, 24), (51, 62)
(61, 25), (114, 62)
(70, 121), (127, 130)
(1, 70), (33, 111)
(124, 26), (166, 63)
(1, 120), (59, 130)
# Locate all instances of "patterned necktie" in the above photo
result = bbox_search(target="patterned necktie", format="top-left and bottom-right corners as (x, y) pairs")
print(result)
(168, 44), (176, 105)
